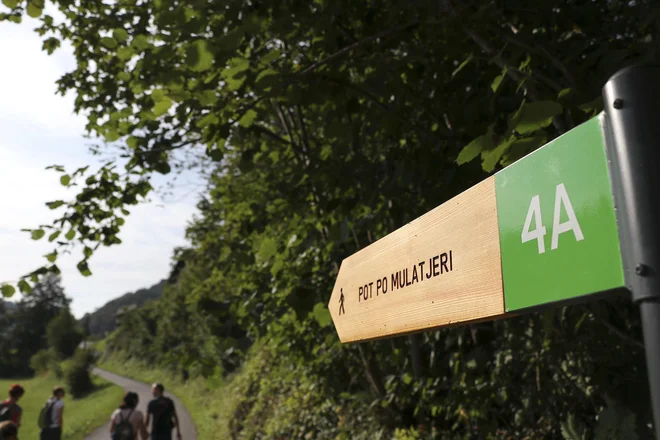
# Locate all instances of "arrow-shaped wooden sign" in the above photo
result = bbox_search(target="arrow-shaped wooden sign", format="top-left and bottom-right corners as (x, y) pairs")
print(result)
(328, 177), (506, 343)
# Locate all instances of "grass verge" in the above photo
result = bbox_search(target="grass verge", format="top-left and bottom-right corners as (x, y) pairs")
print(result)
(0, 374), (124, 440)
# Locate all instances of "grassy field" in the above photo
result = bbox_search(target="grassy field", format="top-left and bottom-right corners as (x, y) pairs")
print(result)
(99, 355), (226, 439)
(0, 374), (124, 440)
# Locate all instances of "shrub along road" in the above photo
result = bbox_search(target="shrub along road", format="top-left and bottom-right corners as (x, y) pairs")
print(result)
(85, 368), (197, 440)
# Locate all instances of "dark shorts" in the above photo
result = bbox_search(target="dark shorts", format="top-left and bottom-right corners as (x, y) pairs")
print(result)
(40, 427), (62, 440)
(151, 432), (172, 440)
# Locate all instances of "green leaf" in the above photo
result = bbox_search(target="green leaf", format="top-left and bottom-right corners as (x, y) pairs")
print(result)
(17, 280), (31, 294)
(320, 145), (332, 160)
(83, 246), (94, 258)
(127, 136), (139, 149)
(402, 373), (413, 385)
(514, 101), (563, 134)
(45, 251), (57, 263)
(270, 259), (284, 277)
(26, 2), (43, 18)
(65, 229), (75, 240)
(260, 49), (281, 65)
(46, 200), (65, 209)
(151, 88), (166, 102)
(105, 130), (120, 142)
(60, 175), (71, 186)
(256, 237), (277, 262)
(558, 88), (574, 100)
(42, 37), (61, 55)
(561, 414), (587, 440)
(312, 302), (331, 328)
(1, 285), (15, 298)
(502, 135), (547, 166)
(481, 138), (513, 173)
(2, 0), (18, 8)
(491, 69), (506, 92)
(153, 98), (173, 117)
(452, 53), (473, 78)
(196, 113), (219, 128)
(197, 90), (218, 106)
(208, 148), (223, 162)
(225, 76), (246, 91)
(185, 40), (213, 72)
(223, 57), (250, 77)
(31, 229), (45, 240)
(100, 37), (118, 50)
(456, 133), (494, 165)
(154, 161), (171, 175)
(255, 68), (277, 84)
(77, 260), (92, 277)
(131, 34), (149, 51)
(594, 398), (638, 440)
(48, 230), (61, 242)
(578, 96), (603, 116)
(113, 28), (129, 43)
(117, 46), (134, 61)
(238, 109), (257, 128)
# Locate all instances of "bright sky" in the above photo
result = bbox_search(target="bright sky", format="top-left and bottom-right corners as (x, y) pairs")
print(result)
(0, 13), (201, 317)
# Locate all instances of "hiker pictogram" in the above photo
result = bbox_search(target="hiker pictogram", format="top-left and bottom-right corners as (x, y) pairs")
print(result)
(338, 289), (345, 315)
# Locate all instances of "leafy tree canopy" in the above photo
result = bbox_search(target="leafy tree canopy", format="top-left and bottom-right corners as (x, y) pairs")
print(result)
(0, 0), (657, 292)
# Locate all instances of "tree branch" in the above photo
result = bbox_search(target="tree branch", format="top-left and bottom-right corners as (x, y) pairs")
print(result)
(497, 31), (577, 88)
(250, 124), (292, 145)
(464, 27), (568, 133)
(299, 21), (419, 75)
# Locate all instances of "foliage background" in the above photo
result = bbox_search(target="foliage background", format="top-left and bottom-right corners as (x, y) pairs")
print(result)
(3, 0), (660, 438)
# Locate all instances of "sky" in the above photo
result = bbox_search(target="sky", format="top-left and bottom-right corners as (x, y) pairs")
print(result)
(0, 13), (202, 317)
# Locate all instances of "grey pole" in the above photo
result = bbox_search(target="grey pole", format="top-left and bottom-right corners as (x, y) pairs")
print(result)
(602, 64), (660, 439)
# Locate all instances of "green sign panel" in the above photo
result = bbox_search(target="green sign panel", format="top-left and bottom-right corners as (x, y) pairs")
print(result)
(495, 116), (625, 311)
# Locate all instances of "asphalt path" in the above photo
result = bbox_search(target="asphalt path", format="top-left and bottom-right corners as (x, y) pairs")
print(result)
(85, 367), (196, 440)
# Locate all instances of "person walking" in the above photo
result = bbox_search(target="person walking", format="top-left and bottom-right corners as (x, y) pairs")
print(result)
(109, 392), (148, 440)
(146, 383), (182, 440)
(0, 421), (18, 440)
(39, 386), (65, 440)
(0, 384), (24, 430)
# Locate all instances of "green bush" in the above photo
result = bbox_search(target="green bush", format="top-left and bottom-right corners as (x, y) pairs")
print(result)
(29, 348), (62, 377)
(63, 349), (97, 397)
(47, 309), (83, 359)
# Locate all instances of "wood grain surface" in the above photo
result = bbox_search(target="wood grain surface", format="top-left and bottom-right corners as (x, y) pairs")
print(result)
(328, 176), (505, 343)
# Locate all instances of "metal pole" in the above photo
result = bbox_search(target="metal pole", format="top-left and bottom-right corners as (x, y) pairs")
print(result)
(602, 64), (660, 438)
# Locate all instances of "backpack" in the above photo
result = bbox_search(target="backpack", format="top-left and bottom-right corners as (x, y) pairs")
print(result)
(0, 402), (15, 422)
(113, 409), (135, 440)
(38, 399), (56, 429)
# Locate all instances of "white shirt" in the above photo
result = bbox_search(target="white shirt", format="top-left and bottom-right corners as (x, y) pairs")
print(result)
(111, 408), (145, 438)
(46, 398), (64, 428)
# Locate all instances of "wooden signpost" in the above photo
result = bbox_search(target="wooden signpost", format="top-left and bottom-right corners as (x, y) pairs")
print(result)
(329, 116), (623, 343)
(328, 65), (660, 438)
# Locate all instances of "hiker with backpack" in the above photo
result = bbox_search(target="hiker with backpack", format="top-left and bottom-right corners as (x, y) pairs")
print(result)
(0, 421), (18, 440)
(110, 391), (148, 440)
(146, 383), (181, 440)
(0, 384), (24, 430)
(39, 386), (65, 440)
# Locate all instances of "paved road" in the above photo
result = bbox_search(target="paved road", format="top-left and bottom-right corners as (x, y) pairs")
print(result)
(85, 368), (197, 440)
